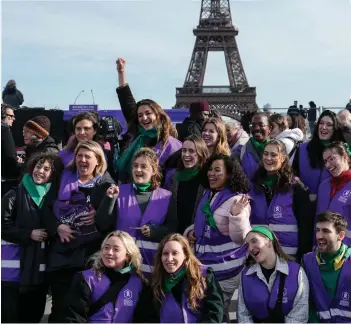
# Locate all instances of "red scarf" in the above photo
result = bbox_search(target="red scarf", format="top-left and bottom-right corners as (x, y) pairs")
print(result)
(330, 170), (351, 199)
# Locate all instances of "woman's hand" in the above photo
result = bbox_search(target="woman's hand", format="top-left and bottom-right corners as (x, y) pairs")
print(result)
(116, 58), (126, 73)
(141, 225), (151, 238)
(30, 229), (47, 242)
(80, 206), (96, 226)
(231, 195), (250, 216)
(106, 185), (120, 198)
(57, 224), (76, 243)
(187, 230), (196, 245)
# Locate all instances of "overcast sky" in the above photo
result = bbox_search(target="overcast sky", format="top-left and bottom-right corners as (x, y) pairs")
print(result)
(2, 0), (351, 110)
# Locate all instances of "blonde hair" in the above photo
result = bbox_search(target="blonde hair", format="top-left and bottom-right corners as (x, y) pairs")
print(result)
(152, 234), (206, 311)
(202, 118), (230, 156)
(132, 147), (161, 189)
(67, 140), (107, 176)
(89, 231), (144, 279)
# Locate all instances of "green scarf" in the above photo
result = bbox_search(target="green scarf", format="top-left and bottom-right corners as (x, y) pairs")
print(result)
(201, 199), (217, 229)
(117, 125), (158, 176)
(318, 243), (346, 272)
(163, 267), (186, 293)
(134, 182), (151, 192)
(320, 140), (330, 148)
(22, 173), (51, 208)
(176, 167), (200, 182)
(263, 174), (278, 188)
(251, 137), (270, 153)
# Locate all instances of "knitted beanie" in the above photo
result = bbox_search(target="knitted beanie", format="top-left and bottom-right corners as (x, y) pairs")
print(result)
(24, 116), (51, 139)
(189, 101), (210, 113)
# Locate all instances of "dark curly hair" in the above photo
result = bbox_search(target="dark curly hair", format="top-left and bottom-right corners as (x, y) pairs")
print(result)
(26, 152), (63, 185)
(307, 110), (345, 168)
(203, 154), (250, 193)
(253, 140), (294, 193)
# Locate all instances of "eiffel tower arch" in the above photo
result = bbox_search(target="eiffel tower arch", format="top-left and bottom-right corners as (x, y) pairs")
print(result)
(174, 0), (258, 115)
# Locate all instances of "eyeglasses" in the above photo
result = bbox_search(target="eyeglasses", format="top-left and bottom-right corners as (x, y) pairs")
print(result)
(6, 114), (15, 120)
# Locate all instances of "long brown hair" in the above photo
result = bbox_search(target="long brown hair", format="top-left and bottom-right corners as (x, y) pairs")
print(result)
(179, 135), (210, 170)
(132, 147), (161, 189)
(253, 140), (294, 193)
(128, 99), (175, 148)
(152, 234), (206, 311)
(245, 230), (293, 267)
(202, 117), (230, 155)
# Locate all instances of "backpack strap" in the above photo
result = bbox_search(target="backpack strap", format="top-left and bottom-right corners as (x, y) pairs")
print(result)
(240, 144), (246, 161)
(284, 136), (302, 158)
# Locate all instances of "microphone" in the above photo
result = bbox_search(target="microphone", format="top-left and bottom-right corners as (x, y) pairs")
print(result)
(74, 90), (84, 104)
(91, 90), (95, 105)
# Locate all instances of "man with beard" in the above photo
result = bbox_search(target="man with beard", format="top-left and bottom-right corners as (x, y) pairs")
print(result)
(233, 112), (271, 181)
(177, 101), (210, 142)
(303, 211), (351, 323)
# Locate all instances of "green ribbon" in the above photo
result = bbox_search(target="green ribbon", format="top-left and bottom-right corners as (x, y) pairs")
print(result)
(176, 167), (200, 182)
(201, 199), (217, 229)
(251, 137), (270, 153)
(320, 140), (330, 147)
(133, 182), (152, 192)
(116, 125), (158, 176)
(22, 173), (51, 208)
(250, 226), (275, 242)
(318, 243), (346, 272)
(263, 174), (278, 188)
(163, 267), (186, 293)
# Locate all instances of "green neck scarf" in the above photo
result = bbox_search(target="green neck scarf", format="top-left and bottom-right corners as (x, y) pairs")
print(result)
(164, 267), (186, 293)
(22, 173), (51, 208)
(117, 125), (158, 176)
(133, 182), (152, 192)
(318, 243), (346, 271)
(201, 199), (217, 229)
(320, 140), (330, 147)
(263, 174), (278, 188)
(251, 137), (270, 153)
(176, 167), (200, 182)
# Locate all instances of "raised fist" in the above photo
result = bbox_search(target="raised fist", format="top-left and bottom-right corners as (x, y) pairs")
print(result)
(116, 58), (126, 73)
(106, 185), (120, 198)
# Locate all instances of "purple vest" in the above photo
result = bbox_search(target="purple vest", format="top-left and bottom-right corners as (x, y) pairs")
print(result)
(59, 149), (74, 167)
(242, 261), (300, 320)
(160, 267), (207, 323)
(241, 145), (260, 181)
(298, 142), (330, 194)
(117, 184), (172, 275)
(82, 269), (143, 323)
(153, 136), (182, 166)
(194, 189), (247, 281)
(303, 251), (351, 323)
(316, 179), (351, 246)
(250, 186), (298, 256)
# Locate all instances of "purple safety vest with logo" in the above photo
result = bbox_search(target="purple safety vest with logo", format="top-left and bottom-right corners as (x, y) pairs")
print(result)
(153, 136), (182, 166)
(303, 251), (351, 323)
(82, 268), (143, 323)
(160, 267), (207, 323)
(117, 184), (172, 275)
(249, 185), (298, 257)
(242, 261), (300, 320)
(298, 142), (330, 194)
(316, 179), (351, 246)
(194, 188), (247, 282)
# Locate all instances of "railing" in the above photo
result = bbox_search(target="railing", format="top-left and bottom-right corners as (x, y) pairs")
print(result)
(176, 86), (254, 95)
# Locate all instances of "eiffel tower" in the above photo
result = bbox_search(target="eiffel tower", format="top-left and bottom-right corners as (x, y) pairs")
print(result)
(174, 0), (257, 116)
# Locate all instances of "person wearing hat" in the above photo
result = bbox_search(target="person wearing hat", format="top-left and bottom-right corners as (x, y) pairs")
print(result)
(237, 226), (309, 323)
(23, 116), (60, 170)
(2, 80), (24, 109)
(177, 101), (210, 142)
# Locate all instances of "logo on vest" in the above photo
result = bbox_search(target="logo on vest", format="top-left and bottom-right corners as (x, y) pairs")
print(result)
(123, 289), (133, 307)
(273, 205), (282, 219)
(204, 225), (211, 239)
(338, 190), (351, 203)
(340, 292), (350, 307)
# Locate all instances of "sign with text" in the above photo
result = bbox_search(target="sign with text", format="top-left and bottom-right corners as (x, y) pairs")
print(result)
(69, 105), (98, 112)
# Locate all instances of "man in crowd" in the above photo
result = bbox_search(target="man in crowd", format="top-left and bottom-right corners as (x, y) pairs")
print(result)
(337, 109), (351, 147)
(2, 80), (24, 109)
(308, 101), (317, 134)
(177, 101), (210, 141)
(303, 211), (350, 323)
(1, 104), (22, 196)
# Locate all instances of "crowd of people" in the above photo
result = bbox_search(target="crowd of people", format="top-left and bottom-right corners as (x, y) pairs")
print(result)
(1, 59), (350, 323)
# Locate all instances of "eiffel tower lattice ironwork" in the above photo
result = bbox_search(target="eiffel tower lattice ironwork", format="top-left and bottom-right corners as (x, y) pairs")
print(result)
(174, 0), (257, 116)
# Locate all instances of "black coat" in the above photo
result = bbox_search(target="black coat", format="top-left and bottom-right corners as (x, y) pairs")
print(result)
(2, 86), (24, 108)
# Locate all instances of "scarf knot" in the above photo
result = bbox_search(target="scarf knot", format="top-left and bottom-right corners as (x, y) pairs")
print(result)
(22, 173), (51, 208)
(201, 199), (217, 229)
(163, 266), (186, 293)
(250, 137), (270, 153)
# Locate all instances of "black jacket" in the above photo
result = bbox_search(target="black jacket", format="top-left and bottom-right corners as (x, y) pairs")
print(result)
(2, 181), (58, 287)
(64, 269), (156, 323)
(177, 117), (202, 142)
(45, 172), (115, 272)
(2, 86), (24, 108)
